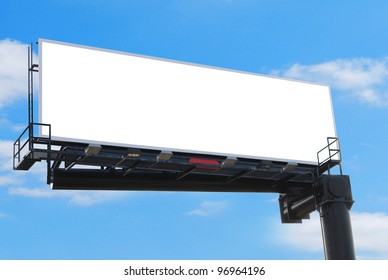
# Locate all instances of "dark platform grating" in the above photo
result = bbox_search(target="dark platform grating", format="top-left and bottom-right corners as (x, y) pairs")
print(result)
(13, 123), (341, 194)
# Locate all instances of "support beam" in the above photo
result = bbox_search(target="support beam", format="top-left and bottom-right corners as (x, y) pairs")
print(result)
(318, 175), (355, 260)
(51, 168), (311, 193)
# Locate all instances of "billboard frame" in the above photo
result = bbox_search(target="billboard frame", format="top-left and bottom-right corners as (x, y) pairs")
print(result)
(38, 39), (338, 166)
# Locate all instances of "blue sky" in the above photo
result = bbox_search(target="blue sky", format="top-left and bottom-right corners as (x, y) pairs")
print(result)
(1, 0), (388, 260)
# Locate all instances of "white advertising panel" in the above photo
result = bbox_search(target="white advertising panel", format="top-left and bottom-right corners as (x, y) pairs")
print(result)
(39, 39), (336, 165)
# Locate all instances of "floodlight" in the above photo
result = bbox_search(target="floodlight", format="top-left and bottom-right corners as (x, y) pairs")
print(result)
(222, 157), (238, 167)
(283, 162), (298, 172)
(126, 148), (141, 158)
(157, 151), (173, 161)
(258, 160), (273, 169)
(84, 144), (101, 155)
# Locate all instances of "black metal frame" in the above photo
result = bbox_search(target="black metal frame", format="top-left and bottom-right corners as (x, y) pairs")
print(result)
(14, 129), (322, 191)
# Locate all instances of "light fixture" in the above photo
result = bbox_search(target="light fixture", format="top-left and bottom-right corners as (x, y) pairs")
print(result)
(84, 144), (101, 155)
(283, 162), (298, 172)
(222, 156), (238, 167)
(259, 160), (273, 169)
(126, 148), (141, 158)
(157, 151), (173, 161)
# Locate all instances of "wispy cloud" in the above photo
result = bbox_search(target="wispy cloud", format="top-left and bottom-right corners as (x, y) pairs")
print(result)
(0, 176), (18, 186)
(186, 200), (227, 216)
(274, 211), (388, 259)
(0, 118), (25, 133)
(271, 57), (388, 107)
(0, 212), (7, 218)
(0, 140), (20, 185)
(0, 140), (33, 189)
(0, 38), (38, 108)
(0, 140), (12, 160)
(352, 212), (388, 255)
(9, 187), (53, 198)
(8, 186), (132, 207)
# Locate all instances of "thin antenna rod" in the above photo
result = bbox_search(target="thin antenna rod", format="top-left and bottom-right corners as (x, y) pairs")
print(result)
(27, 45), (31, 125)
(27, 43), (35, 151)
(29, 43), (34, 126)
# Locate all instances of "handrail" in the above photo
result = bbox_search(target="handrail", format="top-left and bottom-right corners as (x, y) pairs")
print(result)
(13, 124), (31, 169)
(317, 137), (341, 165)
(13, 123), (51, 170)
(317, 137), (342, 175)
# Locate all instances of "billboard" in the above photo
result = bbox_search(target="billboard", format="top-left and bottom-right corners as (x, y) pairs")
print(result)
(39, 39), (337, 165)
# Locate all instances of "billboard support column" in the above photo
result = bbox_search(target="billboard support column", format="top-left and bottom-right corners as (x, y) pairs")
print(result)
(27, 43), (39, 147)
(317, 175), (355, 260)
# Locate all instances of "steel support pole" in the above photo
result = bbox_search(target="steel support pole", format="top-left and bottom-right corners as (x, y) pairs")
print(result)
(318, 175), (355, 260)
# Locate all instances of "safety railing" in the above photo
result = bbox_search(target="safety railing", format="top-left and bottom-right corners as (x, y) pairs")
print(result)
(317, 137), (342, 175)
(13, 123), (51, 170)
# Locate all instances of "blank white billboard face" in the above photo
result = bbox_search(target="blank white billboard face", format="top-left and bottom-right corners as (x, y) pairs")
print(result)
(39, 39), (337, 165)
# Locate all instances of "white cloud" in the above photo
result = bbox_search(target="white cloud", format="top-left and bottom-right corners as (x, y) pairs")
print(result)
(0, 176), (18, 186)
(9, 186), (53, 198)
(0, 138), (49, 187)
(65, 190), (131, 206)
(8, 186), (132, 207)
(186, 200), (227, 216)
(0, 140), (12, 160)
(0, 212), (7, 218)
(0, 38), (38, 108)
(271, 57), (388, 107)
(0, 140), (20, 185)
(274, 212), (323, 252)
(274, 211), (388, 259)
(352, 212), (388, 254)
